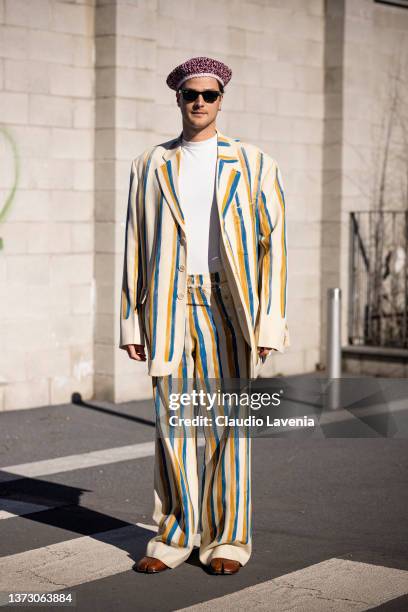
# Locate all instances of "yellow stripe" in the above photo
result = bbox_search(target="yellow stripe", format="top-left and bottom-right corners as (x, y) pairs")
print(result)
(161, 515), (176, 544)
(177, 432), (187, 547)
(221, 170), (239, 216)
(121, 287), (127, 319)
(165, 223), (177, 360)
(215, 443), (223, 539)
(275, 176), (287, 317)
(227, 431), (236, 541)
(258, 192), (272, 309)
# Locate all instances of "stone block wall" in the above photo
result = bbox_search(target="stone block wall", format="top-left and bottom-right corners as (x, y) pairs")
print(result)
(2, 0), (407, 409)
(0, 0), (95, 411)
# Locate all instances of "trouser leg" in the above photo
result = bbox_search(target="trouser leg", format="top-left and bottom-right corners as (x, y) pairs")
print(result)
(145, 331), (198, 568)
(185, 271), (253, 567)
(146, 269), (253, 568)
(199, 417), (252, 566)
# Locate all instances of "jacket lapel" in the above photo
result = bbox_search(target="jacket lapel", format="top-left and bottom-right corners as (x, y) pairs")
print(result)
(156, 134), (185, 231)
(215, 130), (242, 224)
(156, 129), (242, 234)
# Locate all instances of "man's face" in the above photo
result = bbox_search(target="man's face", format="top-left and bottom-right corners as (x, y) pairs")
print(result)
(176, 76), (223, 130)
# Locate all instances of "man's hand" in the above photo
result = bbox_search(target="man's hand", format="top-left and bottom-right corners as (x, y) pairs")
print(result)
(124, 344), (146, 361)
(258, 346), (278, 359)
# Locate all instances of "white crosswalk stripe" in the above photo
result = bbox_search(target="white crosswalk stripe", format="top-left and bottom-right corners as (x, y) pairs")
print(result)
(0, 439), (206, 520)
(0, 521), (199, 603)
(0, 438), (206, 485)
(0, 442), (155, 483)
(0, 524), (142, 596)
(175, 558), (408, 611)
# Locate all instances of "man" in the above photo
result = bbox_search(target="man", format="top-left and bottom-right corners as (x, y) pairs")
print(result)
(119, 56), (290, 574)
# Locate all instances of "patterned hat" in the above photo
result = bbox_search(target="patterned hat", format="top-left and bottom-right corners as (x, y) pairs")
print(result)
(166, 56), (232, 91)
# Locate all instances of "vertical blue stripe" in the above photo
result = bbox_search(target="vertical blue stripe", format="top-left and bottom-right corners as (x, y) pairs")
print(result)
(151, 191), (164, 359)
(218, 159), (225, 188)
(222, 172), (241, 218)
(198, 287), (224, 380)
(166, 514), (179, 544)
(168, 227), (181, 360)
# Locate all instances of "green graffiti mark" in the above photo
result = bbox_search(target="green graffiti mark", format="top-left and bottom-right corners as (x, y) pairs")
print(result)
(0, 126), (20, 251)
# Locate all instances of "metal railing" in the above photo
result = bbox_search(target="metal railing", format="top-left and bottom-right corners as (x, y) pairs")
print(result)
(348, 211), (408, 348)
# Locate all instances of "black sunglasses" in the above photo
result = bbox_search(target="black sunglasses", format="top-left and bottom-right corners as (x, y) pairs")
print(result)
(180, 88), (221, 103)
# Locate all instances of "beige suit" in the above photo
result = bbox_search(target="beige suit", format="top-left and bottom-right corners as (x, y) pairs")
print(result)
(119, 128), (290, 378)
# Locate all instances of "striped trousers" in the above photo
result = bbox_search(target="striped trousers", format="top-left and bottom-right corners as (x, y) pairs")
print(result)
(146, 268), (252, 568)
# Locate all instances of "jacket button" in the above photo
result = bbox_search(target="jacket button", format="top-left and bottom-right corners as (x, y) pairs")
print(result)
(177, 292), (184, 300)
(178, 264), (185, 272)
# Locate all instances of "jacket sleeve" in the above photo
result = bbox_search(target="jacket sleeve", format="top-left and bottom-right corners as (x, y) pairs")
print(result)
(256, 157), (290, 352)
(119, 156), (146, 349)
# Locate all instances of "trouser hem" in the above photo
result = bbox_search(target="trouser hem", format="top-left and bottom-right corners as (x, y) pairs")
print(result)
(199, 543), (252, 567)
(145, 540), (194, 569)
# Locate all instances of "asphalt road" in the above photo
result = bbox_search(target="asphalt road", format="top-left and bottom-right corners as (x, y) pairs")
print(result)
(0, 377), (407, 611)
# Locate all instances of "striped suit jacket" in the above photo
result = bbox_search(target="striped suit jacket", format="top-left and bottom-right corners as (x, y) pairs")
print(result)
(119, 128), (290, 378)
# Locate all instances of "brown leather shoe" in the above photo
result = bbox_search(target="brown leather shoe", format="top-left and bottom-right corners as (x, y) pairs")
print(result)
(135, 556), (170, 573)
(209, 557), (241, 575)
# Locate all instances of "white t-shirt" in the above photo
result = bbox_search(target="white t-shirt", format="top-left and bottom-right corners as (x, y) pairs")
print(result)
(179, 132), (222, 274)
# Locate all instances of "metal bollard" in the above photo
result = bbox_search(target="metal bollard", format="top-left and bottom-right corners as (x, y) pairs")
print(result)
(326, 288), (342, 410)
(327, 288), (342, 378)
